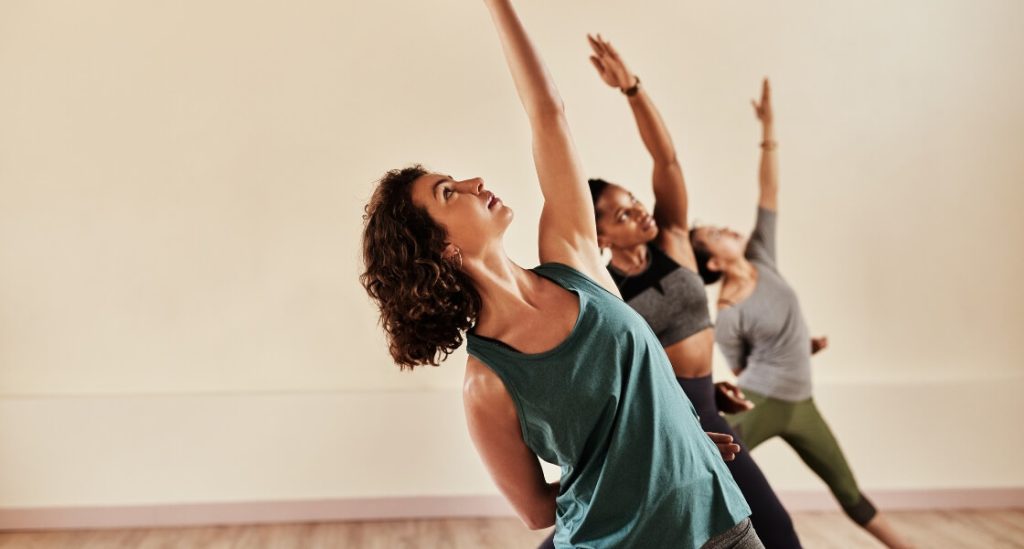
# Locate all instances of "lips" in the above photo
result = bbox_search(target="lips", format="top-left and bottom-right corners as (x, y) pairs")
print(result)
(485, 192), (501, 209)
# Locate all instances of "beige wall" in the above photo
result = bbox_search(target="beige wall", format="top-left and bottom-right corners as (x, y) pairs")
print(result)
(1, 0), (1022, 508)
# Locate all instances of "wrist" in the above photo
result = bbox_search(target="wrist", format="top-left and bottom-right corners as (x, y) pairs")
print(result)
(621, 75), (640, 97)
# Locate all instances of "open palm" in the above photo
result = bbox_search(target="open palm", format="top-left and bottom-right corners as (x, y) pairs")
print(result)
(587, 34), (635, 91)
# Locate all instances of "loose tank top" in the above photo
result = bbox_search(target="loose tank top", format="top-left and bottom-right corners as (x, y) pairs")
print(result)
(608, 241), (713, 347)
(467, 263), (749, 549)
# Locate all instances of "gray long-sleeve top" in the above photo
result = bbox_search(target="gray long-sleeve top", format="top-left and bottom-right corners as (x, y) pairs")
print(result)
(715, 208), (813, 402)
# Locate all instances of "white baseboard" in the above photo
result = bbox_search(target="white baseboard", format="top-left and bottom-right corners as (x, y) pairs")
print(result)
(2, 488), (1021, 532)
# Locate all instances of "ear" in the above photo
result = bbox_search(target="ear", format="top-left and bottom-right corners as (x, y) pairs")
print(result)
(707, 256), (723, 273)
(441, 243), (460, 262)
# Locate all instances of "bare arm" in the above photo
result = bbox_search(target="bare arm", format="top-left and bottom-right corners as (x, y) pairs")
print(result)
(753, 78), (778, 211)
(484, 1), (614, 292)
(464, 357), (558, 529)
(588, 35), (689, 232)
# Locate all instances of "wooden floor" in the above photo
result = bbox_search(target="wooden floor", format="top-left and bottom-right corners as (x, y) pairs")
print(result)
(1, 510), (1022, 548)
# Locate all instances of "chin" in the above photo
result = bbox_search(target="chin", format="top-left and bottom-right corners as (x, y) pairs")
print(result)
(496, 207), (515, 230)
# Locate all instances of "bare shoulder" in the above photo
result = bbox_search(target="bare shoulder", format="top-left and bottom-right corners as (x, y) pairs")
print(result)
(463, 356), (515, 418)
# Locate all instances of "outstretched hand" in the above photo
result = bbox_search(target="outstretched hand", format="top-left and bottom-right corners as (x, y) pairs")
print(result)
(751, 78), (773, 125)
(715, 381), (755, 414)
(587, 34), (636, 91)
(811, 336), (829, 355)
(707, 432), (741, 462)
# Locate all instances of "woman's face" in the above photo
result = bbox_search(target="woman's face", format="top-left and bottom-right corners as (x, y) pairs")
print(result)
(691, 225), (746, 266)
(594, 184), (658, 249)
(410, 172), (513, 256)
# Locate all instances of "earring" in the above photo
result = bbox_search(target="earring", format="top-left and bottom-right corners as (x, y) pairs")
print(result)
(448, 247), (463, 269)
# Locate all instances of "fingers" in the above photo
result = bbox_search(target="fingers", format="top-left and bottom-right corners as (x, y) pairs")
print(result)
(725, 394), (754, 411)
(599, 34), (621, 59)
(588, 33), (621, 61)
(710, 432), (742, 461)
(719, 442), (741, 461)
(716, 381), (744, 399)
(706, 432), (733, 443)
(589, 55), (605, 75)
(587, 34), (607, 57)
(719, 381), (744, 399)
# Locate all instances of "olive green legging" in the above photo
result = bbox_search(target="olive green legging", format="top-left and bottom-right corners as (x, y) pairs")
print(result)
(727, 389), (878, 525)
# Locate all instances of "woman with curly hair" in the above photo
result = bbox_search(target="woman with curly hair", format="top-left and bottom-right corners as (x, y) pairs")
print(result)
(360, 1), (759, 547)
(580, 35), (802, 549)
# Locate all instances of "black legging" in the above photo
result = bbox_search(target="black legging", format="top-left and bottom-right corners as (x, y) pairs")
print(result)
(679, 375), (802, 549)
(536, 375), (802, 549)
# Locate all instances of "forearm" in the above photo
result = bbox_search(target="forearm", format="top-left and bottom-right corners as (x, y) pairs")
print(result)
(518, 481), (559, 529)
(758, 121), (778, 209)
(539, 481), (560, 527)
(484, 0), (564, 121)
(628, 87), (678, 166)
(629, 85), (689, 227)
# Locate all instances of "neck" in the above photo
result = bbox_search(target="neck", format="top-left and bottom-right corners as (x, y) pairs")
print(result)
(721, 256), (756, 284)
(609, 242), (649, 274)
(461, 244), (547, 333)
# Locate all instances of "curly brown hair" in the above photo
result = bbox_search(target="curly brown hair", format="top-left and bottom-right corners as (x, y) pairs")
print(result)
(360, 165), (482, 369)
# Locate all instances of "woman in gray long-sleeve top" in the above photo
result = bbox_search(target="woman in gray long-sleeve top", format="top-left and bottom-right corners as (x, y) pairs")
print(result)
(689, 79), (915, 549)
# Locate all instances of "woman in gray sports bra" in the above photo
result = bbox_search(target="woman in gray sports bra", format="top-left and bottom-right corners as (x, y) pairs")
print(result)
(567, 35), (802, 549)
(689, 79), (914, 549)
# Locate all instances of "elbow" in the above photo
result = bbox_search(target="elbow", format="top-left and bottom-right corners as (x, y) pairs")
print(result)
(655, 156), (681, 171)
(521, 511), (556, 530)
(516, 491), (556, 530)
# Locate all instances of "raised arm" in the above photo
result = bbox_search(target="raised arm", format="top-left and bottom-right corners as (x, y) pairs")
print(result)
(753, 78), (778, 211)
(483, 0), (611, 287)
(588, 34), (690, 233)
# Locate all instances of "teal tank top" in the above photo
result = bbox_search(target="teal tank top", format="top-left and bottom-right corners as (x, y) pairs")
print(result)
(467, 263), (750, 548)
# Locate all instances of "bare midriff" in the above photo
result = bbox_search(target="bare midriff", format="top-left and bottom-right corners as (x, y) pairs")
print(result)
(662, 326), (715, 378)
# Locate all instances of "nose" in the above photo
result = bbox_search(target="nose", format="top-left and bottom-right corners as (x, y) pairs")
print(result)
(456, 178), (484, 195)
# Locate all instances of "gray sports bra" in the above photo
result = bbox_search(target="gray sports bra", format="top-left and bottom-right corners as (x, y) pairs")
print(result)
(607, 242), (713, 347)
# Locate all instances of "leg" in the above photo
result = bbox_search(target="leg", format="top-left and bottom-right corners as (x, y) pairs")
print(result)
(724, 388), (789, 451)
(678, 377), (802, 548)
(780, 399), (914, 548)
(863, 513), (916, 549)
